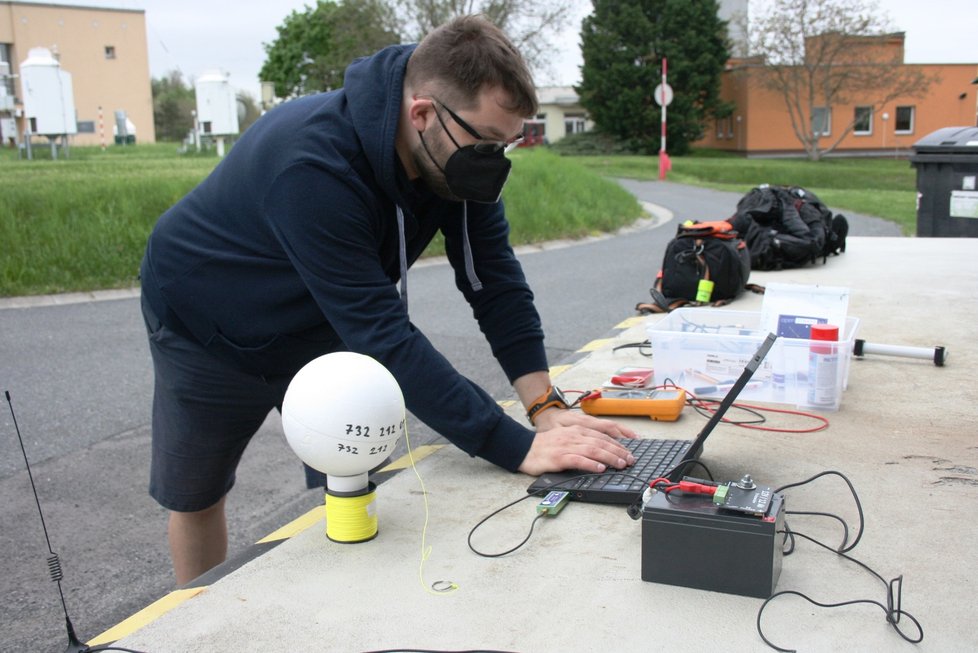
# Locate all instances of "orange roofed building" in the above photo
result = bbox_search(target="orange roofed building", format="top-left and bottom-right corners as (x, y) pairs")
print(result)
(696, 32), (978, 157)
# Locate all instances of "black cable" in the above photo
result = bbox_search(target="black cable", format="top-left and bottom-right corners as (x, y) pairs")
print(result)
(679, 459), (715, 482)
(783, 510), (850, 553)
(687, 396), (768, 425)
(775, 470), (864, 552)
(364, 649), (520, 653)
(469, 513), (547, 558)
(757, 470), (922, 651)
(470, 470), (655, 554)
(780, 521), (795, 555)
(611, 340), (652, 357)
(466, 477), (571, 557)
(758, 582), (922, 651)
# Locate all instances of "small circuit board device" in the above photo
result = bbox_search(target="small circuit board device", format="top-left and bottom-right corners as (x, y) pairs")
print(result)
(536, 490), (571, 516)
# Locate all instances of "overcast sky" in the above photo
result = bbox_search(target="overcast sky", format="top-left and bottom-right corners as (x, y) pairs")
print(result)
(18, 0), (978, 99)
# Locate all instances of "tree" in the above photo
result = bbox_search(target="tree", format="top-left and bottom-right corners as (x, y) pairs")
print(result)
(576, 0), (731, 155)
(741, 0), (938, 160)
(260, 0), (400, 98)
(395, 0), (574, 78)
(152, 70), (195, 142)
(261, 0), (574, 99)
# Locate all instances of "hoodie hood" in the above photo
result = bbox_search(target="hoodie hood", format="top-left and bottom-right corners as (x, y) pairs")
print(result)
(342, 43), (483, 304)
(343, 44), (417, 207)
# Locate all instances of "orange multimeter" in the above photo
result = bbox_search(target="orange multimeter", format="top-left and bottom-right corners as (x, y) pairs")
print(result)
(580, 388), (687, 421)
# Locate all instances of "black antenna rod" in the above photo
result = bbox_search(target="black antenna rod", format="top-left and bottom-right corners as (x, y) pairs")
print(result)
(5, 391), (88, 653)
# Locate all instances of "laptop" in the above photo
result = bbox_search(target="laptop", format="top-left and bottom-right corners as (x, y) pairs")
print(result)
(526, 333), (777, 504)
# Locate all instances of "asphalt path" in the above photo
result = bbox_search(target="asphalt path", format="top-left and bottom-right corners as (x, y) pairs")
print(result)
(0, 180), (900, 651)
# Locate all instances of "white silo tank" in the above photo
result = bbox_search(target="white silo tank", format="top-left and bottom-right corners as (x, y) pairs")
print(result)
(20, 47), (77, 136)
(195, 70), (239, 136)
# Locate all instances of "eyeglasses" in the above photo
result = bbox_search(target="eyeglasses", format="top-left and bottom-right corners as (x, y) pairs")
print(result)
(431, 98), (524, 154)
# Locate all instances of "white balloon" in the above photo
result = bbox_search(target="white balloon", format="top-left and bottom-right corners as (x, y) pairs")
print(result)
(282, 352), (404, 478)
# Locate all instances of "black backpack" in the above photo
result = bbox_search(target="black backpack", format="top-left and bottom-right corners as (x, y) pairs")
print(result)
(731, 185), (848, 270)
(636, 220), (760, 314)
(784, 186), (848, 258)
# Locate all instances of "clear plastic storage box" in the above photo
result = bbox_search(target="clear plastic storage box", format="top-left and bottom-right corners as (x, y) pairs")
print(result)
(645, 308), (859, 411)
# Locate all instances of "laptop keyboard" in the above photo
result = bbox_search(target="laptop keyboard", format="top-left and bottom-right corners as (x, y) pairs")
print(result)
(565, 438), (691, 494)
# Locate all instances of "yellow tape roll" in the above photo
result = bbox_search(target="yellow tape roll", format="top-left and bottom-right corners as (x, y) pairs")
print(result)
(325, 485), (378, 543)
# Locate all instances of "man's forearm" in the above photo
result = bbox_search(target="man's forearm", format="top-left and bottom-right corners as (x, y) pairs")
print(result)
(513, 370), (554, 420)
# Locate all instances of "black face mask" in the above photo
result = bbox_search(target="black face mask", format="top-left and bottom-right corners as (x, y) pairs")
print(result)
(418, 130), (512, 204)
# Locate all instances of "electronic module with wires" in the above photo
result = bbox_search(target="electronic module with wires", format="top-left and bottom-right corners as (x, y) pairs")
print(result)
(536, 490), (570, 516)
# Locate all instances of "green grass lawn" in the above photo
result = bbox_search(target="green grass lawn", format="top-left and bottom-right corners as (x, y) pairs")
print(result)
(0, 145), (642, 297)
(565, 151), (918, 234)
(0, 142), (912, 298)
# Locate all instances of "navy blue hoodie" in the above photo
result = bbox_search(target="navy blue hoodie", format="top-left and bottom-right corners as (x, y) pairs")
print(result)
(140, 44), (546, 471)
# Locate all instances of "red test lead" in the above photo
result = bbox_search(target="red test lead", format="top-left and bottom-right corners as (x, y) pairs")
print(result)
(676, 480), (718, 495)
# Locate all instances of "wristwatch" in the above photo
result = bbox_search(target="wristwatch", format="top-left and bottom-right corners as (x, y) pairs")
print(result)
(526, 385), (570, 425)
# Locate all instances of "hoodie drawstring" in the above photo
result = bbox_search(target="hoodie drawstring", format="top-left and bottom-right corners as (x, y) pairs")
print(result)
(395, 202), (484, 313)
(461, 201), (483, 292)
(396, 205), (408, 311)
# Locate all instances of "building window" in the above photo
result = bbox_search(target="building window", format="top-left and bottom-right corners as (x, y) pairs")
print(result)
(715, 116), (734, 139)
(895, 106), (914, 134)
(564, 114), (586, 135)
(812, 107), (831, 136)
(104, 45), (116, 60)
(854, 106), (872, 135)
(0, 43), (14, 97)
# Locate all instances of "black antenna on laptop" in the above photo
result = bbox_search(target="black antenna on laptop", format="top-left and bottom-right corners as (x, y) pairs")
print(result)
(5, 390), (89, 653)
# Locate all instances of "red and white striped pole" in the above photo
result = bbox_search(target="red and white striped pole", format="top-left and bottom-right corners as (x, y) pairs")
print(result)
(658, 57), (670, 180)
(98, 105), (106, 151)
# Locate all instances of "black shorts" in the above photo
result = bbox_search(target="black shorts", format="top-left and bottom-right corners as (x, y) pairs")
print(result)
(142, 295), (308, 512)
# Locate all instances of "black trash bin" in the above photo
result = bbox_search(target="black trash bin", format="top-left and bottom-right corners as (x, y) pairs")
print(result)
(910, 126), (978, 237)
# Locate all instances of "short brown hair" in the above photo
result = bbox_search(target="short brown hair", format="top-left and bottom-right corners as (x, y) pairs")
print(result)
(406, 15), (538, 117)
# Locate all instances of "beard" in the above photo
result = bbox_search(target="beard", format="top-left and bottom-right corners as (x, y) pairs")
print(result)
(411, 124), (462, 202)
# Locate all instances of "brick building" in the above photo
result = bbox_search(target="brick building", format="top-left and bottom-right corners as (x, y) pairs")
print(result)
(0, 1), (155, 147)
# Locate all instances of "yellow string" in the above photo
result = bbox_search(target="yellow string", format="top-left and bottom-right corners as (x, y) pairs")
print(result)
(324, 490), (377, 543)
(404, 422), (458, 595)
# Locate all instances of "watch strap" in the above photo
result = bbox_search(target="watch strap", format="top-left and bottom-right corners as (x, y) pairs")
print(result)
(526, 386), (569, 425)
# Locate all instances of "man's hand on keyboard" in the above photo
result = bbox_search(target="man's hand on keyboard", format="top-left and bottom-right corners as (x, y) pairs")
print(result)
(518, 411), (638, 476)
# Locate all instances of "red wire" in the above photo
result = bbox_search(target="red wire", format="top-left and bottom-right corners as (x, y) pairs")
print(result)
(686, 394), (830, 433)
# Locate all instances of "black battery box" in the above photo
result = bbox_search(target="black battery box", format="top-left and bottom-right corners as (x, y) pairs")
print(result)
(641, 486), (785, 598)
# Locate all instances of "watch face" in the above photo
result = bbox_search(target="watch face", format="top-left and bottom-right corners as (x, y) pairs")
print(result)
(551, 386), (567, 405)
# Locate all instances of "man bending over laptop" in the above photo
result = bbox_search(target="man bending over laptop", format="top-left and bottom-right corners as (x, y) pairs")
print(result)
(139, 15), (637, 586)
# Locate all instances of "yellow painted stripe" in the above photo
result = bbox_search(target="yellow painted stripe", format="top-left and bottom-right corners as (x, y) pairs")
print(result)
(257, 505), (325, 544)
(578, 338), (613, 353)
(549, 364), (572, 378)
(87, 588), (206, 646)
(378, 444), (444, 471)
(616, 316), (645, 329)
(498, 399), (518, 408)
